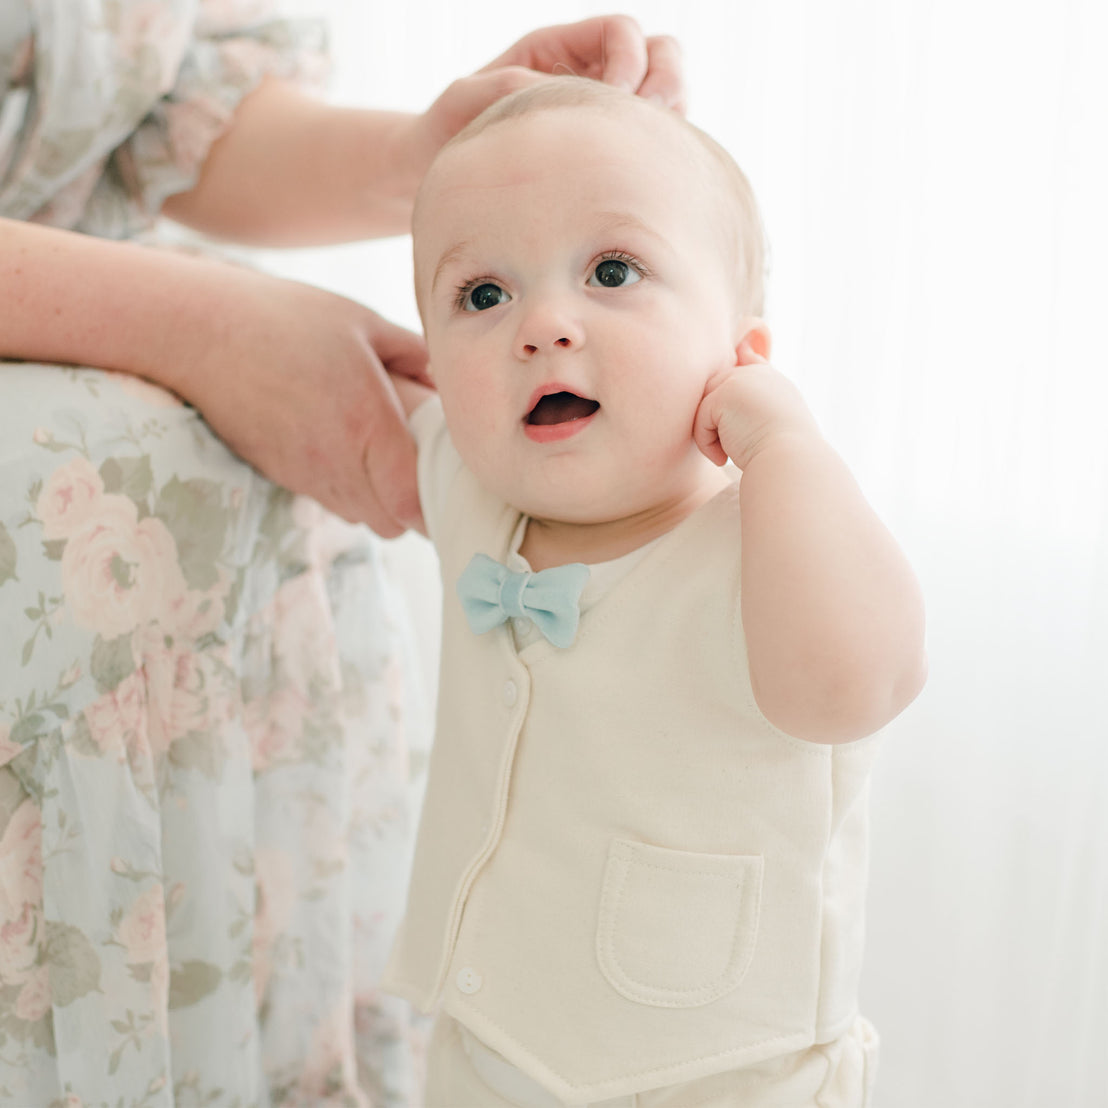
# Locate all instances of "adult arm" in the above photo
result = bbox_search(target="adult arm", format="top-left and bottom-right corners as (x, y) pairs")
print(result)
(695, 339), (928, 743)
(0, 216), (425, 534)
(162, 15), (686, 245)
(4, 17), (685, 531)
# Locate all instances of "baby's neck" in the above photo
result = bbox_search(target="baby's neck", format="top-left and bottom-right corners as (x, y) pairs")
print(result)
(518, 468), (732, 571)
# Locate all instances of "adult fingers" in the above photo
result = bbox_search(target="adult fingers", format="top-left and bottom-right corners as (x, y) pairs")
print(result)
(329, 334), (425, 534)
(637, 35), (686, 112)
(489, 16), (646, 89)
(366, 311), (433, 386)
(422, 66), (553, 153)
(359, 401), (425, 536)
(590, 14), (650, 91)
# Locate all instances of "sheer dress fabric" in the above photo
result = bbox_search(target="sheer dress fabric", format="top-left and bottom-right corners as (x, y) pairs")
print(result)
(0, 3), (427, 1104)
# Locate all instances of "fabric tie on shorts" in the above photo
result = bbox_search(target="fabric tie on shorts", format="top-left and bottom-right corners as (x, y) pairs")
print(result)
(457, 553), (589, 648)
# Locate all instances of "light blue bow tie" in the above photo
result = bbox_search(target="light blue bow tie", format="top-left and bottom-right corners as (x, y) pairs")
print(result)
(456, 553), (590, 649)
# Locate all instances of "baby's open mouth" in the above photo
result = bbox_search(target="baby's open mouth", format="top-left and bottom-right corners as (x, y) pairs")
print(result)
(526, 392), (600, 426)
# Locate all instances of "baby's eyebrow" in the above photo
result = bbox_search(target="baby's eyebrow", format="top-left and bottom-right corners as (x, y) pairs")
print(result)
(593, 212), (658, 240)
(431, 241), (473, 293)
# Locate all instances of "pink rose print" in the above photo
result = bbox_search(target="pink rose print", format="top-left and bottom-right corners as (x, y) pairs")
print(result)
(159, 566), (229, 642)
(163, 97), (227, 174)
(116, 3), (189, 91)
(84, 671), (147, 760)
(271, 573), (341, 695)
(61, 495), (187, 640)
(0, 798), (44, 919)
(117, 884), (166, 967)
(245, 685), (310, 772)
(0, 903), (42, 987)
(36, 456), (104, 541)
(140, 639), (207, 762)
(298, 1001), (358, 1102)
(14, 963), (51, 1022)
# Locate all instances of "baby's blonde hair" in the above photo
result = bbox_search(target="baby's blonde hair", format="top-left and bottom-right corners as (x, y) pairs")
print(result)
(432, 76), (767, 317)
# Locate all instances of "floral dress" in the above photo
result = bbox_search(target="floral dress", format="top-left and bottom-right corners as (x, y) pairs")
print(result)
(0, 3), (428, 1105)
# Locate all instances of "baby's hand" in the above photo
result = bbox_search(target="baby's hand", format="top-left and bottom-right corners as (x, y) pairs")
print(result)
(693, 341), (820, 470)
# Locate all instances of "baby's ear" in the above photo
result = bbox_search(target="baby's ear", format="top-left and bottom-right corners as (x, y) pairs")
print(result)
(734, 318), (772, 365)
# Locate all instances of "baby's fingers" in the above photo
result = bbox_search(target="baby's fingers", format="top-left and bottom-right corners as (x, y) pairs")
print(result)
(693, 390), (730, 467)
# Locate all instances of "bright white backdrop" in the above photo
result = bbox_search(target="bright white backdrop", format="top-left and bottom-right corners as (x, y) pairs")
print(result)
(263, 2), (1108, 1105)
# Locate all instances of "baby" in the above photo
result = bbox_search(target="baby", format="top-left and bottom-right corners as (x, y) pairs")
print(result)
(384, 77), (926, 1108)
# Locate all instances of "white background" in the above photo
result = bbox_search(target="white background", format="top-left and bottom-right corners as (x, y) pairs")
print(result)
(266, 2), (1108, 1104)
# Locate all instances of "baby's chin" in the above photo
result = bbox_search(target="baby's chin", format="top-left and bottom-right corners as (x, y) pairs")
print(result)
(474, 447), (727, 530)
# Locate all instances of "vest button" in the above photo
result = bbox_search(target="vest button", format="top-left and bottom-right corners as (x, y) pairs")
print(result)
(502, 679), (518, 707)
(456, 967), (483, 995)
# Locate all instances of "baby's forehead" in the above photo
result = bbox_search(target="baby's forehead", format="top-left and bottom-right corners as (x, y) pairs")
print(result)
(420, 102), (718, 214)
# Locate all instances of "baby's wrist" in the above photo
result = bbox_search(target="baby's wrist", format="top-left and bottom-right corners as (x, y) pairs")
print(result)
(734, 425), (830, 472)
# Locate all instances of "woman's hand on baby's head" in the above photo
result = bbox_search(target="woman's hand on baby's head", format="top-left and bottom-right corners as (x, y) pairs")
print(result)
(415, 17), (686, 158)
(487, 16), (685, 110)
(693, 354), (821, 472)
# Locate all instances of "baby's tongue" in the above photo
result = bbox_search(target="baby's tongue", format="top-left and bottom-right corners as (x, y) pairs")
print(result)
(528, 392), (599, 425)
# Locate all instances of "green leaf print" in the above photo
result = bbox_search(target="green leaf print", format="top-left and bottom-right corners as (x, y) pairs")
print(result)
(41, 538), (67, 561)
(0, 522), (17, 587)
(90, 633), (136, 693)
(168, 960), (222, 1009)
(168, 729), (227, 779)
(99, 455), (153, 505)
(43, 921), (102, 1006)
(153, 477), (229, 590)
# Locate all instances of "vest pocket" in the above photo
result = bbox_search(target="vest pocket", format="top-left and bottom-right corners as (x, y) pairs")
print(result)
(596, 838), (763, 1008)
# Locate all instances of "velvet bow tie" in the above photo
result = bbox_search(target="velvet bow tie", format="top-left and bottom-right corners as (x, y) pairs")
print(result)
(456, 553), (590, 649)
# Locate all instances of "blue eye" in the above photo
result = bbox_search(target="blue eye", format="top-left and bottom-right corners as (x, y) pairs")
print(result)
(462, 282), (510, 311)
(589, 258), (643, 288)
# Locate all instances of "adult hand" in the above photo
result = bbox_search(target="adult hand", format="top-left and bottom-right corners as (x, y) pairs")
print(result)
(417, 15), (685, 156)
(173, 264), (429, 537)
(489, 15), (685, 108)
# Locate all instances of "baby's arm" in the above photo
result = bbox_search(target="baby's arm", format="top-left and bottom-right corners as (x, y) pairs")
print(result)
(694, 344), (927, 744)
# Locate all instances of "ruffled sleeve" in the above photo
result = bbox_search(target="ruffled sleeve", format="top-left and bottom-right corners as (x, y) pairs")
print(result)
(104, 6), (329, 233)
(0, 0), (329, 238)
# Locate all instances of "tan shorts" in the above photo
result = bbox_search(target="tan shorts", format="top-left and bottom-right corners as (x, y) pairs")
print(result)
(424, 1013), (879, 1108)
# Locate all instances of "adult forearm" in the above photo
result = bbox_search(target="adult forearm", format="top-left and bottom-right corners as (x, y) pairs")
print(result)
(161, 78), (429, 246)
(0, 216), (233, 389)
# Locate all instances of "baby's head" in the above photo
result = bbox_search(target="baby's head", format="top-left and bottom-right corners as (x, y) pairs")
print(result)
(412, 77), (770, 527)
(414, 77), (766, 320)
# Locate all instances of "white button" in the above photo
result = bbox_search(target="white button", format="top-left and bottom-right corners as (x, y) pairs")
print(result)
(456, 967), (483, 995)
(502, 680), (518, 707)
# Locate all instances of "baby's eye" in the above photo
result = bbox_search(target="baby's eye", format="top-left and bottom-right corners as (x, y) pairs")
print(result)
(461, 282), (511, 312)
(588, 257), (643, 289)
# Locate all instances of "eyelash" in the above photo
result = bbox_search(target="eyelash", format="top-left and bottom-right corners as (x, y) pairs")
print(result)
(451, 251), (652, 312)
(453, 276), (500, 312)
(595, 250), (651, 280)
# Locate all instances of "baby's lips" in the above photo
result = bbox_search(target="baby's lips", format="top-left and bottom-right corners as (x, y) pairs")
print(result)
(524, 382), (597, 421)
(526, 392), (600, 426)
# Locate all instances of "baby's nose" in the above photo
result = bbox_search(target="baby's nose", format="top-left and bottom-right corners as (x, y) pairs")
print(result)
(515, 299), (585, 358)
(522, 335), (572, 355)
